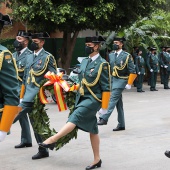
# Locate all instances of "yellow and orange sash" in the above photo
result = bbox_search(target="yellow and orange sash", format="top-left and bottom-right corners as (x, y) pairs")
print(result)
(39, 71), (79, 111)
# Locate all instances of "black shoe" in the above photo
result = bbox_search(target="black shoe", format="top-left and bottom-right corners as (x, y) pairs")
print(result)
(15, 143), (32, 148)
(165, 150), (170, 158)
(86, 159), (102, 170)
(39, 142), (56, 150)
(141, 90), (145, 92)
(32, 151), (49, 160)
(137, 90), (142, 92)
(113, 127), (125, 131)
(97, 118), (107, 125)
(150, 89), (154, 91)
(164, 87), (170, 89)
(154, 89), (158, 91)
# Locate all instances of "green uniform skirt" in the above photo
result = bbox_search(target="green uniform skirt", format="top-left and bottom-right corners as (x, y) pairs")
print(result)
(68, 96), (101, 134)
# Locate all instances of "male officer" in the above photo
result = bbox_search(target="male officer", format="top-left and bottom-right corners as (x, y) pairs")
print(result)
(13, 32), (57, 159)
(160, 46), (170, 89)
(146, 47), (159, 91)
(132, 46), (139, 87)
(135, 50), (146, 92)
(13, 30), (33, 148)
(0, 13), (21, 141)
(158, 46), (166, 85)
(97, 37), (136, 131)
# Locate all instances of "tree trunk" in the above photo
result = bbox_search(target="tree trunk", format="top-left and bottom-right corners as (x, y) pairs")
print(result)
(59, 31), (79, 74)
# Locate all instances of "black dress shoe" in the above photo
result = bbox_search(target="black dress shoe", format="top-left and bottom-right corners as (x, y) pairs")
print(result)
(97, 118), (107, 125)
(137, 90), (142, 92)
(15, 143), (32, 148)
(32, 151), (49, 160)
(39, 142), (56, 150)
(154, 89), (158, 91)
(141, 90), (145, 92)
(150, 89), (154, 91)
(164, 87), (170, 89)
(165, 150), (170, 158)
(113, 127), (125, 131)
(86, 159), (102, 170)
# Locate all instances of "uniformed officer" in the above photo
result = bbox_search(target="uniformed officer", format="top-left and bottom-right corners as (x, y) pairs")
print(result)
(145, 47), (151, 85)
(158, 46), (166, 85)
(160, 46), (170, 89)
(13, 30), (33, 148)
(146, 47), (159, 91)
(0, 13), (21, 141)
(132, 46), (139, 87)
(135, 50), (146, 92)
(97, 37), (136, 131)
(38, 36), (110, 169)
(13, 32), (57, 159)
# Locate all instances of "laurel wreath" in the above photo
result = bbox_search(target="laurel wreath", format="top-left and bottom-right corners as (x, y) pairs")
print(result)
(29, 79), (78, 151)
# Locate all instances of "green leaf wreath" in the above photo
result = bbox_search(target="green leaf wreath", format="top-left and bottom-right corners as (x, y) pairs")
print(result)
(29, 79), (78, 151)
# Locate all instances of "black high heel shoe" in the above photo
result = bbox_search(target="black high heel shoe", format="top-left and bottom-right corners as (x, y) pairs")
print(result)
(38, 142), (56, 150)
(85, 159), (102, 170)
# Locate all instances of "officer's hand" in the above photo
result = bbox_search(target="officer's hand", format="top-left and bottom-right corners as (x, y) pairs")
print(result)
(144, 73), (146, 75)
(150, 69), (153, 72)
(125, 84), (131, 90)
(20, 98), (23, 103)
(98, 108), (108, 115)
(164, 65), (168, 68)
(0, 131), (7, 142)
(138, 72), (141, 75)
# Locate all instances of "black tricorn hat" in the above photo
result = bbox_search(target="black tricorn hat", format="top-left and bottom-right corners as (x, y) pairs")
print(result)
(0, 13), (12, 26)
(150, 47), (157, 51)
(113, 37), (126, 42)
(17, 30), (31, 38)
(85, 36), (105, 43)
(31, 32), (50, 39)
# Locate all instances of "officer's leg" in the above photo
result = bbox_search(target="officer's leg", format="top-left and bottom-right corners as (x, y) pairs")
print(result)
(137, 75), (142, 91)
(28, 115), (48, 154)
(141, 74), (144, 90)
(19, 114), (32, 144)
(116, 94), (125, 128)
(100, 88), (124, 122)
(150, 72), (154, 90)
(13, 102), (32, 146)
(164, 71), (169, 88)
(154, 72), (158, 89)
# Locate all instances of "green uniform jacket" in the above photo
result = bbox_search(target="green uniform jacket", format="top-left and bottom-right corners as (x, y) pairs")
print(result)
(109, 50), (136, 89)
(13, 48), (32, 83)
(0, 45), (19, 109)
(68, 55), (110, 134)
(135, 56), (145, 74)
(22, 48), (57, 102)
(161, 52), (170, 72)
(146, 54), (159, 72)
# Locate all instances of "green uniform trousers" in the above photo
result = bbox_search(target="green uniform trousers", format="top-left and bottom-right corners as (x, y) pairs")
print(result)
(14, 102), (47, 153)
(100, 88), (125, 128)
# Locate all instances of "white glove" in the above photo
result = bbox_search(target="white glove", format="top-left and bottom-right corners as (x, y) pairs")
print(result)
(164, 65), (168, 68)
(98, 108), (108, 115)
(150, 69), (153, 72)
(138, 72), (141, 75)
(0, 131), (7, 142)
(144, 73), (146, 75)
(20, 98), (23, 103)
(125, 84), (131, 90)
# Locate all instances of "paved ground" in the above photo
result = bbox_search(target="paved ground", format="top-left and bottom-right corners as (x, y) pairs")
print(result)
(1, 83), (170, 170)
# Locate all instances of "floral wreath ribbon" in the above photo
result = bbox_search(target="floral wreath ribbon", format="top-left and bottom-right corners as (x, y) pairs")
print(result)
(39, 71), (79, 111)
